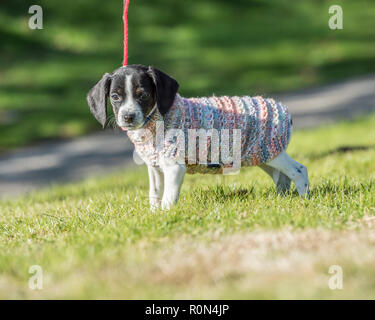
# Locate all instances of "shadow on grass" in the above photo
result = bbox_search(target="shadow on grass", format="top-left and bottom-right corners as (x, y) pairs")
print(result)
(309, 179), (375, 198)
(193, 174), (374, 205)
(309, 145), (375, 160)
(194, 185), (256, 204)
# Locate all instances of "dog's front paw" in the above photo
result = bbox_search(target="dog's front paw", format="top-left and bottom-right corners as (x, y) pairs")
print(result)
(149, 197), (161, 212)
(161, 199), (173, 211)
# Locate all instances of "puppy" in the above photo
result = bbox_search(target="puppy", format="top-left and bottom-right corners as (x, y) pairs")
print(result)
(87, 65), (309, 210)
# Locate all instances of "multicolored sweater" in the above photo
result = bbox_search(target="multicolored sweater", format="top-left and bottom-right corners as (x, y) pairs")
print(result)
(127, 94), (292, 174)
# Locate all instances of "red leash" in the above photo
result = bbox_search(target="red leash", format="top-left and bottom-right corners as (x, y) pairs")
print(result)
(123, 0), (130, 66)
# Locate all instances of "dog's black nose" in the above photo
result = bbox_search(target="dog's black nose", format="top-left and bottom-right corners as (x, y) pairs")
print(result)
(123, 114), (135, 123)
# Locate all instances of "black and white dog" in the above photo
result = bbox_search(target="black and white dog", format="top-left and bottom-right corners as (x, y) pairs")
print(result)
(87, 65), (309, 210)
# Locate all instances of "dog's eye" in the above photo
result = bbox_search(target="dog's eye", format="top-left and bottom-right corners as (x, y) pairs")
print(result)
(139, 92), (150, 100)
(136, 88), (149, 100)
(111, 93), (121, 101)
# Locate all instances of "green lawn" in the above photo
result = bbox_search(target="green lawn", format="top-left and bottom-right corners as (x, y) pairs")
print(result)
(1, 0), (375, 150)
(1, 113), (375, 299)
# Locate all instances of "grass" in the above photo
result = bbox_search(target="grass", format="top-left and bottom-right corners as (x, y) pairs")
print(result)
(0, 113), (375, 299)
(1, 0), (375, 150)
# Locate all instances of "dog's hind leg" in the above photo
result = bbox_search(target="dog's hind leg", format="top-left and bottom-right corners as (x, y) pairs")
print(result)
(266, 151), (309, 197)
(259, 164), (291, 194)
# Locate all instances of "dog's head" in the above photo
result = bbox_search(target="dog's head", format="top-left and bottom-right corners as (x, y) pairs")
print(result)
(87, 65), (179, 130)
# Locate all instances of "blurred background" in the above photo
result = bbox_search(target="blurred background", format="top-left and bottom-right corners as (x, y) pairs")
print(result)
(0, 0), (374, 195)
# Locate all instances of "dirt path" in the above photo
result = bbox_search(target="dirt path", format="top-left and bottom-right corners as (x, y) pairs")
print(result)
(1, 74), (374, 198)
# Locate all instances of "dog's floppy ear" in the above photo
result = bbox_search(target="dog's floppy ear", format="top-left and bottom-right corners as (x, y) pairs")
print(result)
(147, 66), (179, 116)
(87, 72), (111, 128)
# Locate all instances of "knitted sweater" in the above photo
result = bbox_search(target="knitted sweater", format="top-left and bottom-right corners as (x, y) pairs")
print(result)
(127, 94), (292, 174)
